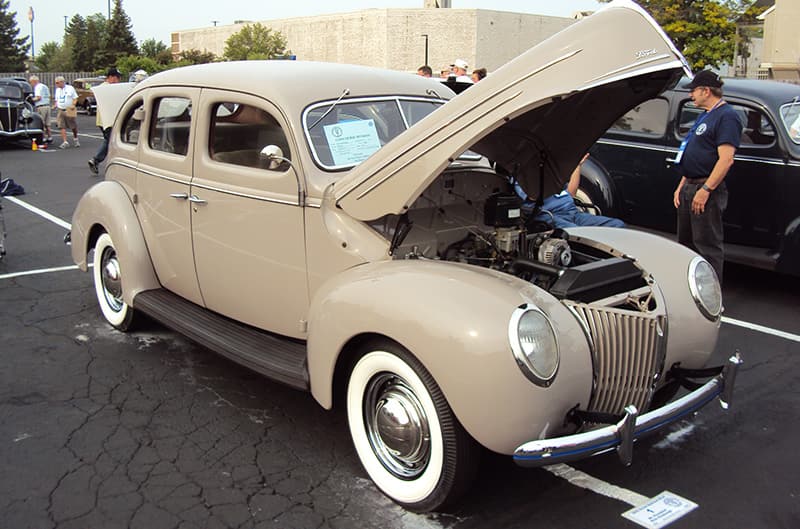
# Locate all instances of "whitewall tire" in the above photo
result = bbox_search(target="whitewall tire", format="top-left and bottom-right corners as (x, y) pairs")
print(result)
(346, 341), (478, 512)
(92, 232), (136, 331)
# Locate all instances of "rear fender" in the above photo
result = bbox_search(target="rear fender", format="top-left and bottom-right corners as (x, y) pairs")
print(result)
(70, 181), (159, 304)
(777, 216), (800, 275)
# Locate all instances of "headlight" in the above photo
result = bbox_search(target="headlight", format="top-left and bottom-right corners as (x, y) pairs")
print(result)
(21, 108), (32, 119)
(509, 305), (559, 387)
(688, 256), (721, 320)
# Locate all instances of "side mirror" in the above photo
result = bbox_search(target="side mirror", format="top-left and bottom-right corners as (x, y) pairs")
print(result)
(133, 107), (145, 121)
(259, 145), (287, 170)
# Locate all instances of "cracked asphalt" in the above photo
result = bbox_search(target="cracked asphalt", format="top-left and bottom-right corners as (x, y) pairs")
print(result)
(1, 113), (798, 529)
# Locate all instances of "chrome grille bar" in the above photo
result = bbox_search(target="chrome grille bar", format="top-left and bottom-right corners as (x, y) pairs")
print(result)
(566, 302), (665, 415)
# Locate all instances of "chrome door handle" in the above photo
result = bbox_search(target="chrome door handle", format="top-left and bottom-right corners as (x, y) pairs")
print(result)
(170, 193), (188, 199)
(188, 195), (207, 205)
(665, 157), (678, 163)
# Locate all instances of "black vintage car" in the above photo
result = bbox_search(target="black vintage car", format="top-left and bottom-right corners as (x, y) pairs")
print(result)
(0, 78), (46, 145)
(584, 77), (800, 277)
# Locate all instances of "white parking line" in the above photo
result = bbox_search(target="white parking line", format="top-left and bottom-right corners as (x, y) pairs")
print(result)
(0, 264), (82, 280)
(545, 463), (649, 507)
(722, 316), (800, 343)
(3, 196), (72, 230)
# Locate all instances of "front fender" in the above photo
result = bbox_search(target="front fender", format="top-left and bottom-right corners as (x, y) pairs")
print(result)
(777, 216), (800, 275)
(70, 180), (159, 304)
(306, 259), (593, 454)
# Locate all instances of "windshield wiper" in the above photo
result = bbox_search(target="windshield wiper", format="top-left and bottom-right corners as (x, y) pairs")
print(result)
(308, 88), (350, 130)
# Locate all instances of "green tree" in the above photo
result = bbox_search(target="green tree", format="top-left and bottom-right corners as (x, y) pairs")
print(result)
(85, 13), (108, 70)
(102, 0), (138, 67)
(34, 41), (68, 71)
(0, 0), (29, 71)
(66, 14), (89, 70)
(141, 38), (172, 65)
(598, 0), (763, 70)
(223, 23), (287, 61)
(177, 48), (216, 65)
(116, 55), (162, 76)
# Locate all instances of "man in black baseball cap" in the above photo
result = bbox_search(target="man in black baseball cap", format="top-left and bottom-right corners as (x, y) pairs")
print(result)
(672, 69), (741, 284)
(88, 68), (123, 175)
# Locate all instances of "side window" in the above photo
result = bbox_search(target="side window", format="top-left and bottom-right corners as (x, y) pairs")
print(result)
(735, 105), (775, 146)
(678, 101), (775, 146)
(120, 100), (143, 145)
(210, 102), (291, 170)
(149, 97), (192, 156)
(609, 98), (669, 136)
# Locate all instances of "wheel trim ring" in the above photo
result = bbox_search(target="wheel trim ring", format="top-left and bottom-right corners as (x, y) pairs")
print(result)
(100, 247), (124, 313)
(364, 373), (431, 480)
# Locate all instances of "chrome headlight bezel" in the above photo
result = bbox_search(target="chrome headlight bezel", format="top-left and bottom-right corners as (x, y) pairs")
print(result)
(508, 305), (559, 387)
(688, 256), (722, 320)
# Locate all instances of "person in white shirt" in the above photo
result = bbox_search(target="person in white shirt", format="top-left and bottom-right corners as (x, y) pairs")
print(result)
(28, 75), (53, 143)
(450, 59), (474, 84)
(53, 76), (80, 149)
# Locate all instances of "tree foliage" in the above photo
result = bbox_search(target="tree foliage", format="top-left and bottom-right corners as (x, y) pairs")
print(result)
(0, 0), (29, 71)
(177, 49), (217, 65)
(223, 23), (288, 61)
(141, 38), (173, 65)
(102, 0), (138, 68)
(66, 15), (90, 71)
(598, 0), (764, 70)
(34, 41), (70, 71)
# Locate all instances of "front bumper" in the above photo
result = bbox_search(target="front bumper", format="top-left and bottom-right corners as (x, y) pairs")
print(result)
(514, 352), (742, 467)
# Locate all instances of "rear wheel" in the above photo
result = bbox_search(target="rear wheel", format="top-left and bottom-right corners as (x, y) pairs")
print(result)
(93, 233), (136, 331)
(346, 341), (478, 512)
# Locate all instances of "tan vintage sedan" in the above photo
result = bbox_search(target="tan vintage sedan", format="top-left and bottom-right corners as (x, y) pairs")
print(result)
(68, 0), (741, 512)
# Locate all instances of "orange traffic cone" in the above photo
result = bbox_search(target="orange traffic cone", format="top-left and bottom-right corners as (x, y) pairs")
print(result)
(31, 139), (38, 151)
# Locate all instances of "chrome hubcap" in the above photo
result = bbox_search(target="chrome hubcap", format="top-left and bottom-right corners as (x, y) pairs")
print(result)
(364, 373), (430, 479)
(100, 247), (123, 312)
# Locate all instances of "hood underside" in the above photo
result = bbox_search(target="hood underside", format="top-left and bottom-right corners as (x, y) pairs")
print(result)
(333, 0), (688, 221)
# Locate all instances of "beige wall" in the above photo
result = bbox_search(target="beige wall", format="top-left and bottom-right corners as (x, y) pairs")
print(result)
(173, 8), (574, 74)
(760, 0), (800, 79)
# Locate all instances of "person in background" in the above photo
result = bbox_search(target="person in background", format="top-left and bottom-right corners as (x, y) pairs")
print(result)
(417, 65), (433, 78)
(672, 70), (742, 284)
(450, 59), (474, 83)
(28, 75), (53, 143)
(516, 154), (625, 229)
(53, 76), (79, 149)
(471, 68), (487, 83)
(88, 68), (122, 176)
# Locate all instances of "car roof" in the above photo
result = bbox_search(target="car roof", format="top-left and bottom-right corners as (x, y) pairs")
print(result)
(674, 76), (800, 107)
(135, 61), (451, 114)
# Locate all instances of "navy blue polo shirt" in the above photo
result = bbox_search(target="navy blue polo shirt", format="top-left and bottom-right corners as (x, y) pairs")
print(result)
(680, 103), (742, 179)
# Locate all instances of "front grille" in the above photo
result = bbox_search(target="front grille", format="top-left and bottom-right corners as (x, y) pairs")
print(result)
(1, 106), (19, 132)
(566, 302), (666, 415)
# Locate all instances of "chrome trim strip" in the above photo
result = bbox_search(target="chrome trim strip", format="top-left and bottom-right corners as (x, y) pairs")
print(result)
(582, 54), (672, 86)
(513, 353), (741, 467)
(189, 181), (300, 206)
(595, 139), (790, 166)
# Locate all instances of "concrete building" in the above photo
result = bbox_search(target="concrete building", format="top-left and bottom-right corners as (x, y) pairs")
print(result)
(171, 7), (577, 74)
(759, 0), (800, 80)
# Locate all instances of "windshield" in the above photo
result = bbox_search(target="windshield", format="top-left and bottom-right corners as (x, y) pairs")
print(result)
(780, 101), (800, 144)
(0, 85), (22, 99)
(303, 97), (445, 170)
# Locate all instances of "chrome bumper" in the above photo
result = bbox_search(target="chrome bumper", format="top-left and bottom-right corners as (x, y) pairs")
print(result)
(514, 352), (742, 468)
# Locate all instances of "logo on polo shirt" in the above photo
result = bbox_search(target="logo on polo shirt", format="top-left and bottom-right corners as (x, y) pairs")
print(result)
(696, 123), (708, 136)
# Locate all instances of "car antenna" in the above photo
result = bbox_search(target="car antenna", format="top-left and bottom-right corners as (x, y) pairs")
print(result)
(308, 88), (351, 130)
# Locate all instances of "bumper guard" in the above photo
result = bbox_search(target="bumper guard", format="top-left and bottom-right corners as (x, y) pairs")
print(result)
(514, 352), (742, 467)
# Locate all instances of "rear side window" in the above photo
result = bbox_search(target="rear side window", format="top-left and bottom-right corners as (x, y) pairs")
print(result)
(609, 98), (669, 136)
(149, 97), (192, 156)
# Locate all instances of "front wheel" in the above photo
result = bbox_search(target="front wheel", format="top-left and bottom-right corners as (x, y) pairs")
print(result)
(92, 232), (136, 331)
(346, 341), (478, 512)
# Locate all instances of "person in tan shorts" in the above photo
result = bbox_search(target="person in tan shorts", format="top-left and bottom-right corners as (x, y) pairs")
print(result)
(53, 76), (80, 149)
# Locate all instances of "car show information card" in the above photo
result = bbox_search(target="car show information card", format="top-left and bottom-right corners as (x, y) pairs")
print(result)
(324, 119), (382, 166)
(622, 491), (698, 528)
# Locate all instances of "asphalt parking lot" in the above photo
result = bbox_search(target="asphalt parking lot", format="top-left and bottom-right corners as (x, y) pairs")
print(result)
(1, 113), (799, 529)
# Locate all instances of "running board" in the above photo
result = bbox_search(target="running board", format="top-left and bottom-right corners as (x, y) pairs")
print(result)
(134, 289), (309, 391)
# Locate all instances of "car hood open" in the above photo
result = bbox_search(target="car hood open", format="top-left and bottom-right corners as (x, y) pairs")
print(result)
(333, 0), (690, 221)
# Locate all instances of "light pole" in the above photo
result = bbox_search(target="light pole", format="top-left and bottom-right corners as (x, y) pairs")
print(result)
(27, 7), (34, 60)
(421, 34), (429, 66)
(108, 0), (111, 19)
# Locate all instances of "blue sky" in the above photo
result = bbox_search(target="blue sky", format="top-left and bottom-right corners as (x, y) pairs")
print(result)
(9, 0), (605, 56)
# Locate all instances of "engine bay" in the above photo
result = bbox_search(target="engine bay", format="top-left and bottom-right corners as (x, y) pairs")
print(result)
(370, 166), (652, 308)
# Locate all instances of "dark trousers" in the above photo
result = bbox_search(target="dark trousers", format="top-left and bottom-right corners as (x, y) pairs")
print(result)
(677, 181), (728, 283)
(92, 127), (112, 164)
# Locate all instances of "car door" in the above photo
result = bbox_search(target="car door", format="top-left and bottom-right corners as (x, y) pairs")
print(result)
(135, 86), (204, 305)
(590, 96), (675, 230)
(190, 89), (308, 338)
